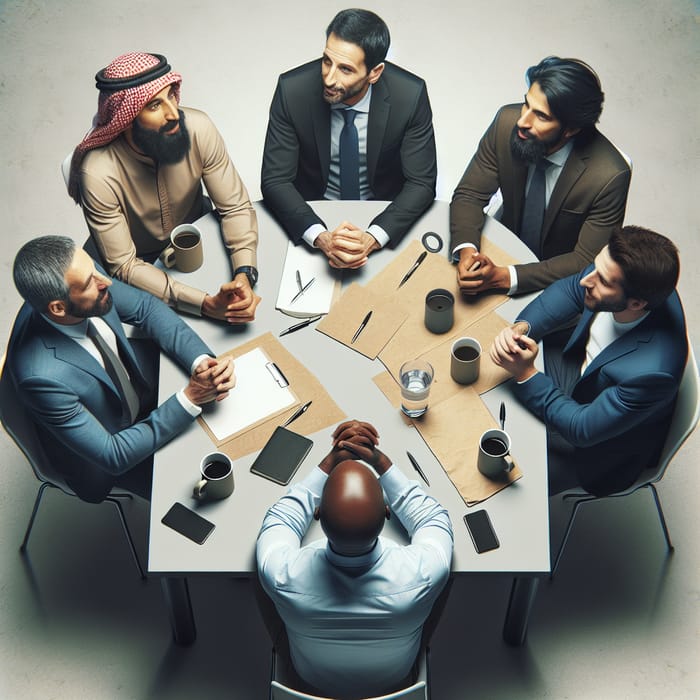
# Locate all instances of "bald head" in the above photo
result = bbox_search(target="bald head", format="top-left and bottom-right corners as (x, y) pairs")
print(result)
(317, 460), (388, 555)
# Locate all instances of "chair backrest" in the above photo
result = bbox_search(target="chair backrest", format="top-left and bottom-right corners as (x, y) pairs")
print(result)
(270, 647), (428, 700)
(652, 342), (699, 484)
(0, 358), (75, 496)
(60, 150), (73, 191)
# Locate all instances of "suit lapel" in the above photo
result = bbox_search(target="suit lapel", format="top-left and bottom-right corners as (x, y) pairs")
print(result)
(542, 145), (587, 241)
(311, 76), (331, 182)
(367, 79), (390, 185)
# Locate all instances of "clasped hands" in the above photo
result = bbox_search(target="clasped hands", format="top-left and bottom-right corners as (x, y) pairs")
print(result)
(456, 248), (510, 295)
(319, 420), (392, 475)
(203, 272), (261, 324)
(315, 221), (380, 269)
(489, 322), (539, 383)
(185, 356), (236, 405)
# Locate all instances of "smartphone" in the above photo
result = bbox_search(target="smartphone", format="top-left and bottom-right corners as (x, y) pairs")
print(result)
(464, 509), (500, 553)
(161, 502), (215, 545)
(250, 426), (313, 485)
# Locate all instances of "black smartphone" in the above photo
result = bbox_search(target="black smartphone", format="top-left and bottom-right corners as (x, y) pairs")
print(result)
(250, 426), (313, 485)
(161, 502), (215, 545)
(464, 509), (500, 553)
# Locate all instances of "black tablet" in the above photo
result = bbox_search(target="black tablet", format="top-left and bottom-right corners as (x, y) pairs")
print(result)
(250, 426), (313, 485)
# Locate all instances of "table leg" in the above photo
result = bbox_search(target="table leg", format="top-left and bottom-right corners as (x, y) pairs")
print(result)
(502, 576), (539, 646)
(160, 576), (196, 646)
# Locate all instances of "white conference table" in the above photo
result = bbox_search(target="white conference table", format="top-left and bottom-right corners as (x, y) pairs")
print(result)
(148, 200), (550, 647)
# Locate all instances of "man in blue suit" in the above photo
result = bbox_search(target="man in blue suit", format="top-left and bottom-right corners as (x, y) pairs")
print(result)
(8, 235), (235, 502)
(490, 226), (687, 496)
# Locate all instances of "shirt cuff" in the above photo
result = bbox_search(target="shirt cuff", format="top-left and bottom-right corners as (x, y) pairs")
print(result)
(507, 265), (517, 295)
(366, 224), (389, 248)
(451, 242), (478, 263)
(379, 463), (411, 500)
(516, 371), (539, 385)
(176, 388), (202, 416)
(302, 224), (327, 247)
(300, 465), (329, 500)
(190, 353), (212, 376)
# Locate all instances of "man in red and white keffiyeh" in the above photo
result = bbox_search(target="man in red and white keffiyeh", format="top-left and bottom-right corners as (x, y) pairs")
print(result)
(67, 52), (260, 324)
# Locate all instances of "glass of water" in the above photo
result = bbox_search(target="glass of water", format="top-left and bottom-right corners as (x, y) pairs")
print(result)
(399, 360), (434, 418)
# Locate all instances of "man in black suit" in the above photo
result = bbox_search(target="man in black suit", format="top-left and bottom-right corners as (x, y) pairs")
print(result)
(261, 8), (437, 269)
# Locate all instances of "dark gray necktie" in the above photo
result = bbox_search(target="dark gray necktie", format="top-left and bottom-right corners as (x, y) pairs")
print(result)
(339, 109), (360, 200)
(87, 321), (140, 423)
(520, 159), (550, 258)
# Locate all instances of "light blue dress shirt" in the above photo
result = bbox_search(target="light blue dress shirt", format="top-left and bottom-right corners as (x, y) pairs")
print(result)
(256, 463), (453, 697)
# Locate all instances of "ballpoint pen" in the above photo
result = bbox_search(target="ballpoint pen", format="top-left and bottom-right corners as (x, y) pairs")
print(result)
(279, 315), (323, 337)
(397, 250), (427, 288)
(295, 269), (303, 292)
(500, 401), (506, 430)
(351, 311), (372, 344)
(290, 277), (315, 303)
(406, 451), (430, 486)
(282, 400), (312, 427)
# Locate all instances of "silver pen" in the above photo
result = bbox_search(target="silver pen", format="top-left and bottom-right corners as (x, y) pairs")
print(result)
(290, 277), (315, 303)
(282, 400), (312, 427)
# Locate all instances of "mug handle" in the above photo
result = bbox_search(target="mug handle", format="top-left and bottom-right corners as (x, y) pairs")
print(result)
(192, 479), (208, 500)
(503, 455), (515, 473)
(160, 245), (176, 268)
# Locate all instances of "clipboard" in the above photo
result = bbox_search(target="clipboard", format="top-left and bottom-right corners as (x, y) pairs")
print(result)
(198, 333), (347, 462)
(198, 347), (299, 442)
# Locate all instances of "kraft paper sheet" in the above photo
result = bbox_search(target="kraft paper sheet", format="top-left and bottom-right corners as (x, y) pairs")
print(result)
(372, 374), (522, 505)
(198, 332), (346, 460)
(316, 282), (409, 359)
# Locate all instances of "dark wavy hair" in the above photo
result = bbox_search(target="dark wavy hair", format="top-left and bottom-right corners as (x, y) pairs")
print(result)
(608, 226), (679, 310)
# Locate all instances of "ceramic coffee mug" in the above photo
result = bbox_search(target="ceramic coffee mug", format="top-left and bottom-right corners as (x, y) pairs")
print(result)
(424, 289), (454, 334)
(193, 451), (234, 501)
(160, 224), (203, 273)
(450, 337), (481, 385)
(477, 428), (514, 478)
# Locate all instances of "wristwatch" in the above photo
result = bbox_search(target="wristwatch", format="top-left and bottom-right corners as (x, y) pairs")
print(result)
(234, 265), (258, 288)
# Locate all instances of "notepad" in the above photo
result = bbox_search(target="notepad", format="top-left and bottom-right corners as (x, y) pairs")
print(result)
(275, 241), (342, 318)
(199, 347), (298, 441)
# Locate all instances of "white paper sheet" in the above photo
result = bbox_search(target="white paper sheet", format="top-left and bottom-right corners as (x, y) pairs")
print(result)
(200, 347), (297, 441)
(275, 241), (341, 318)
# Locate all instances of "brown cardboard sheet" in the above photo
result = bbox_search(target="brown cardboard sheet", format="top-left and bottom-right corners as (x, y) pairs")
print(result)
(316, 282), (408, 359)
(372, 372), (522, 505)
(198, 332), (346, 460)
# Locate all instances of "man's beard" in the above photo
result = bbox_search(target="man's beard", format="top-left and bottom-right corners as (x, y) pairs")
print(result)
(131, 109), (191, 165)
(66, 290), (113, 318)
(584, 290), (628, 314)
(509, 124), (564, 164)
(322, 78), (368, 105)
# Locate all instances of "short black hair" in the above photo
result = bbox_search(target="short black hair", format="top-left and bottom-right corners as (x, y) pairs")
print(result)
(326, 8), (390, 71)
(526, 56), (604, 137)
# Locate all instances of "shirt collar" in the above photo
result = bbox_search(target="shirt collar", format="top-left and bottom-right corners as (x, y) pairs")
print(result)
(325, 537), (384, 568)
(330, 84), (372, 115)
(546, 139), (573, 168)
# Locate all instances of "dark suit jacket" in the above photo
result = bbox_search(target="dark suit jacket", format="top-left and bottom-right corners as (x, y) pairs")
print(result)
(450, 104), (631, 294)
(7, 271), (211, 502)
(261, 59), (437, 246)
(515, 267), (687, 496)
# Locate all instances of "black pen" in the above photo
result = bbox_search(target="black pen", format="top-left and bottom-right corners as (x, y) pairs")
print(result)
(282, 400), (312, 427)
(351, 311), (372, 344)
(499, 401), (506, 430)
(290, 277), (315, 303)
(398, 250), (427, 288)
(406, 451), (430, 486)
(279, 315), (323, 337)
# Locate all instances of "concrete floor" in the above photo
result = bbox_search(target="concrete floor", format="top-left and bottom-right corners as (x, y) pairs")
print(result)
(1, 1), (698, 698)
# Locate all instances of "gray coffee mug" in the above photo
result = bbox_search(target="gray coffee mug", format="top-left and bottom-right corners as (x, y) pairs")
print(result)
(424, 289), (454, 334)
(193, 451), (234, 501)
(450, 337), (481, 385)
(477, 429), (514, 478)
(160, 223), (203, 273)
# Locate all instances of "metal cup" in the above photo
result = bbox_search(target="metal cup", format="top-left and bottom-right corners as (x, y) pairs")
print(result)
(424, 289), (454, 334)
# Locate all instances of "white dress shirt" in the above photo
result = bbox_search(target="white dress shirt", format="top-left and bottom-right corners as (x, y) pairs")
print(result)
(256, 463), (453, 697)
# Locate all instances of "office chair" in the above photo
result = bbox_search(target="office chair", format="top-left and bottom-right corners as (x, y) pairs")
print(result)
(270, 646), (430, 700)
(0, 355), (145, 579)
(552, 342), (699, 576)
